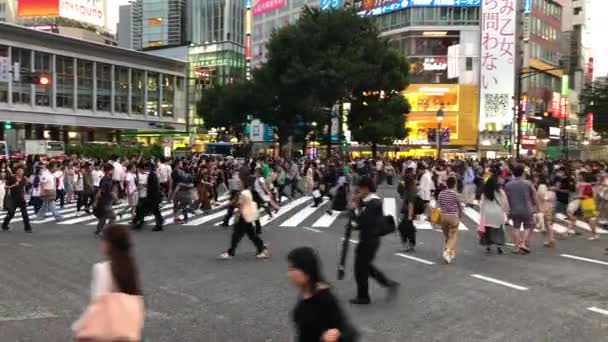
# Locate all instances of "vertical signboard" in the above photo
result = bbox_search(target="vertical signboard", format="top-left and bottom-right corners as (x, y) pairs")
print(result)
(551, 92), (560, 118)
(559, 96), (568, 119)
(320, 0), (341, 10)
(586, 112), (593, 137)
(479, 0), (516, 130)
(245, 0), (252, 80)
(252, 0), (285, 16)
(447, 44), (459, 79)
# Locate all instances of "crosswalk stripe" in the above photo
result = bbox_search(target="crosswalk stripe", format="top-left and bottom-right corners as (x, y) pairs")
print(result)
(85, 203), (174, 225)
(382, 197), (398, 224)
(555, 213), (608, 234)
(0, 202), (78, 219)
(259, 196), (311, 226)
(312, 211), (342, 228)
(280, 200), (327, 227)
(465, 207), (571, 235)
(32, 203), (129, 224)
(185, 210), (227, 226)
(13, 204), (87, 223)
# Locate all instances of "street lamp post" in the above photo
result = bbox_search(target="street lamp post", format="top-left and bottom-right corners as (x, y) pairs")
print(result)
(436, 109), (444, 159)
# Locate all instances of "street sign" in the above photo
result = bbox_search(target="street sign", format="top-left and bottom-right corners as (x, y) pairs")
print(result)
(250, 119), (264, 142)
(0, 57), (10, 82)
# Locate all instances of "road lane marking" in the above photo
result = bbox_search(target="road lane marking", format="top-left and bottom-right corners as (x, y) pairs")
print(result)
(383, 197), (397, 224)
(470, 274), (528, 291)
(587, 307), (608, 316)
(555, 213), (608, 234)
(312, 211), (342, 227)
(395, 253), (435, 265)
(185, 210), (227, 226)
(561, 254), (608, 266)
(341, 237), (359, 244)
(280, 200), (327, 227)
(259, 196), (311, 226)
(302, 227), (322, 233)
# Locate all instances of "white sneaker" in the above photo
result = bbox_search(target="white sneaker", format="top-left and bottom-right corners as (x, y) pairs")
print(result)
(442, 251), (452, 264)
(219, 252), (232, 260)
(256, 250), (269, 259)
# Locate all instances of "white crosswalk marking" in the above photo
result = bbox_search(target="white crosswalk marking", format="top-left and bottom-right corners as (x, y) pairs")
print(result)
(383, 197), (398, 224)
(280, 200), (327, 227)
(555, 213), (608, 234)
(259, 196), (311, 226)
(312, 211), (342, 228)
(185, 210), (227, 226)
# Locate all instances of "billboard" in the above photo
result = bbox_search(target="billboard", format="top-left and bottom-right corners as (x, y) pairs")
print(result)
(17, 0), (105, 27)
(320, 0), (342, 10)
(252, 0), (285, 16)
(360, 0), (480, 17)
(17, 0), (60, 17)
(478, 0), (516, 130)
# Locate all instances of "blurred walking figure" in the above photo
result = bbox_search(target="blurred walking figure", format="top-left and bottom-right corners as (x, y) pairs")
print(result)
(479, 176), (509, 254)
(288, 247), (358, 342)
(505, 165), (538, 254)
(94, 164), (117, 237)
(536, 182), (557, 247)
(220, 190), (268, 259)
(36, 162), (63, 222)
(438, 177), (463, 263)
(72, 225), (144, 342)
(2, 166), (32, 233)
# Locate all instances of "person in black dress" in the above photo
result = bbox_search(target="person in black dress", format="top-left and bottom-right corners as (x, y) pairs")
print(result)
(288, 247), (358, 342)
(2, 166), (32, 233)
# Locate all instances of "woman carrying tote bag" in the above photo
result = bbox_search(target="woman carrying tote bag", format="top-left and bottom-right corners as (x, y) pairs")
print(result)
(479, 176), (510, 254)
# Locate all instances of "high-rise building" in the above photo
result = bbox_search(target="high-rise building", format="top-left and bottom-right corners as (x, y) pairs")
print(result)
(131, 0), (188, 50)
(117, 4), (133, 49)
(0, 0), (15, 23)
(360, 1), (482, 158)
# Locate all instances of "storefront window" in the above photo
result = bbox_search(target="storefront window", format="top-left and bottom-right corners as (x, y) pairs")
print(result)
(96, 62), (112, 112)
(131, 69), (145, 114)
(77, 59), (93, 110)
(114, 66), (129, 113)
(56, 55), (74, 108)
(147, 72), (159, 116)
(34, 51), (51, 107)
(161, 74), (174, 117)
(402, 84), (459, 112)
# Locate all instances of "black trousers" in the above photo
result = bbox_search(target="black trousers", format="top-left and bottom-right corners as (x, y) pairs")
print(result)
(398, 219), (416, 246)
(30, 197), (43, 214)
(134, 198), (163, 228)
(77, 191), (94, 212)
(222, 191), (240, 225)
(289, 178), (304, 198)
(56, 189), (65, 208)
(227, 220), (265, 256)
(3, 201), (31, 231)
(354, 239), (392, 300)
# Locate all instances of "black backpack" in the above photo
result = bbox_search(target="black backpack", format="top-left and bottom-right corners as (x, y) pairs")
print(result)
(376, 214), (396, 237)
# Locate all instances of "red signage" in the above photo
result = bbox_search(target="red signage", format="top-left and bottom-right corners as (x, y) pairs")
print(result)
(586, 112), (593, 133)
(245, 34), (252, 59)
(17, 0), (60, 17)
(522, 138), (537, 146)
(551, 92), (560, 118)
(559, 96), (568, 119)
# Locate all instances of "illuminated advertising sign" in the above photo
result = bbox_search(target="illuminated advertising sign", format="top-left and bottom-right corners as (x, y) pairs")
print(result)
(479, 0), (516, 130)
(17, 0), (105, 27)
(422, 57), (447, 71)
(523, 0), (532, 13)
(320, 0), (341, 10)
(559, 96), (568, 119)
(551, 92), (560, 118)
(60, 0), (106, 27)
(245, 35), (252, 59)
(252, 0), (285, 16)
(360, 0), (480, 17)
(17, 0), (60, 17)
(402, 84), (460, 112)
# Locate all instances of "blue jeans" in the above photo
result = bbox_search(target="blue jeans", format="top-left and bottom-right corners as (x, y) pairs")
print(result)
(37, 198), (62, 221)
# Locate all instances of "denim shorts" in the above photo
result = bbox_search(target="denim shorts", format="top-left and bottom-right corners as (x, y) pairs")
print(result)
(511, 214), (534, 230)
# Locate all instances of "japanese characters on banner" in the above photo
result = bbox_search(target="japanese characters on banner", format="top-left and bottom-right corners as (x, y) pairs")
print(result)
(252, 0), (285, 16)
(551, 92), (560, 118)
(478, 0), (516, 131)
(559, 96), (568, 119)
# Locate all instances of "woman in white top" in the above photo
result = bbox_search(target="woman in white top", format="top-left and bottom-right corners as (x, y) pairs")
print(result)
(537, 182), (557, 247)
(88, 224), (142, 299)
(479, 176), (510, 254)
(73, 224), (143, 341)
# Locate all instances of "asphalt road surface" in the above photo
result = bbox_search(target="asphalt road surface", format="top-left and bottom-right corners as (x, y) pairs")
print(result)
(0, 186), (607, 341)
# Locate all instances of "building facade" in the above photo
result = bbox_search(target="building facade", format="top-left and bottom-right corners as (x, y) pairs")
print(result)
(131, 0), (188, 50)
(361, 2), (481, 158)
(0, 23), (188, 149)
(118, 4), (133, 49)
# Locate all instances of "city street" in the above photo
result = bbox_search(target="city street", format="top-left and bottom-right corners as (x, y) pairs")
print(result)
(0, 186), (607, 341)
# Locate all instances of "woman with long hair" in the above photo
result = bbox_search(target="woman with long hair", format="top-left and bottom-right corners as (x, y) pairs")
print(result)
(220, 190), (269, 259)
(288, 247), (358, 342)
(479, 176), (509, 254)
(73, 224), (144, 342)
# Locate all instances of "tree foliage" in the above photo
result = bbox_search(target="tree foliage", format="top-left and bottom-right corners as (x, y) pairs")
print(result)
(580, 78), (608, 133)
(197, 7), (411, 153)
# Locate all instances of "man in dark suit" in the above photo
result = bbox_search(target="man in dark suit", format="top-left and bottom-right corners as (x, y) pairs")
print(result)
(133, 162), (164, 232)
(350, 177), (399, 305)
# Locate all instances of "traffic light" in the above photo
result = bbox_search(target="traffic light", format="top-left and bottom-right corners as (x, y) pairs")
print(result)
(3, 121), (12, 130)
(504, 139), (511, 150)
(341, 139), (347, 148)
(22, 72), (51, 86)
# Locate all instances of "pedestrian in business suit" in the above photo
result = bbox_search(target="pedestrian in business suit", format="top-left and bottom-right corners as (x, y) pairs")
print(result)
(349, 177), (399, 305)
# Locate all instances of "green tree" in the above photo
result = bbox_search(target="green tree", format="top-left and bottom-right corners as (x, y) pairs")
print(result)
(580, 78), (608, 134)
(255, 7), (410, 156)
(350, 92), (410, 157)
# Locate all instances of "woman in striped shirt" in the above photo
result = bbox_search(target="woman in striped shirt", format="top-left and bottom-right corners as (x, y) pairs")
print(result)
(437, 177), (462, 264)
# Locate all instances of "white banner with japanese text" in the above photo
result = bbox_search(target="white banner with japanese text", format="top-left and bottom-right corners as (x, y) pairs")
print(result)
(479, 0), (516, 131)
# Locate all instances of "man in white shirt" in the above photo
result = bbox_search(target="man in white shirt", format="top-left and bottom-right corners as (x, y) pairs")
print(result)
(417, 165), (435, 219)
(111, 157), (125, 199)
(35, 163), (63, 221)
(157, 158), (172, 202)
